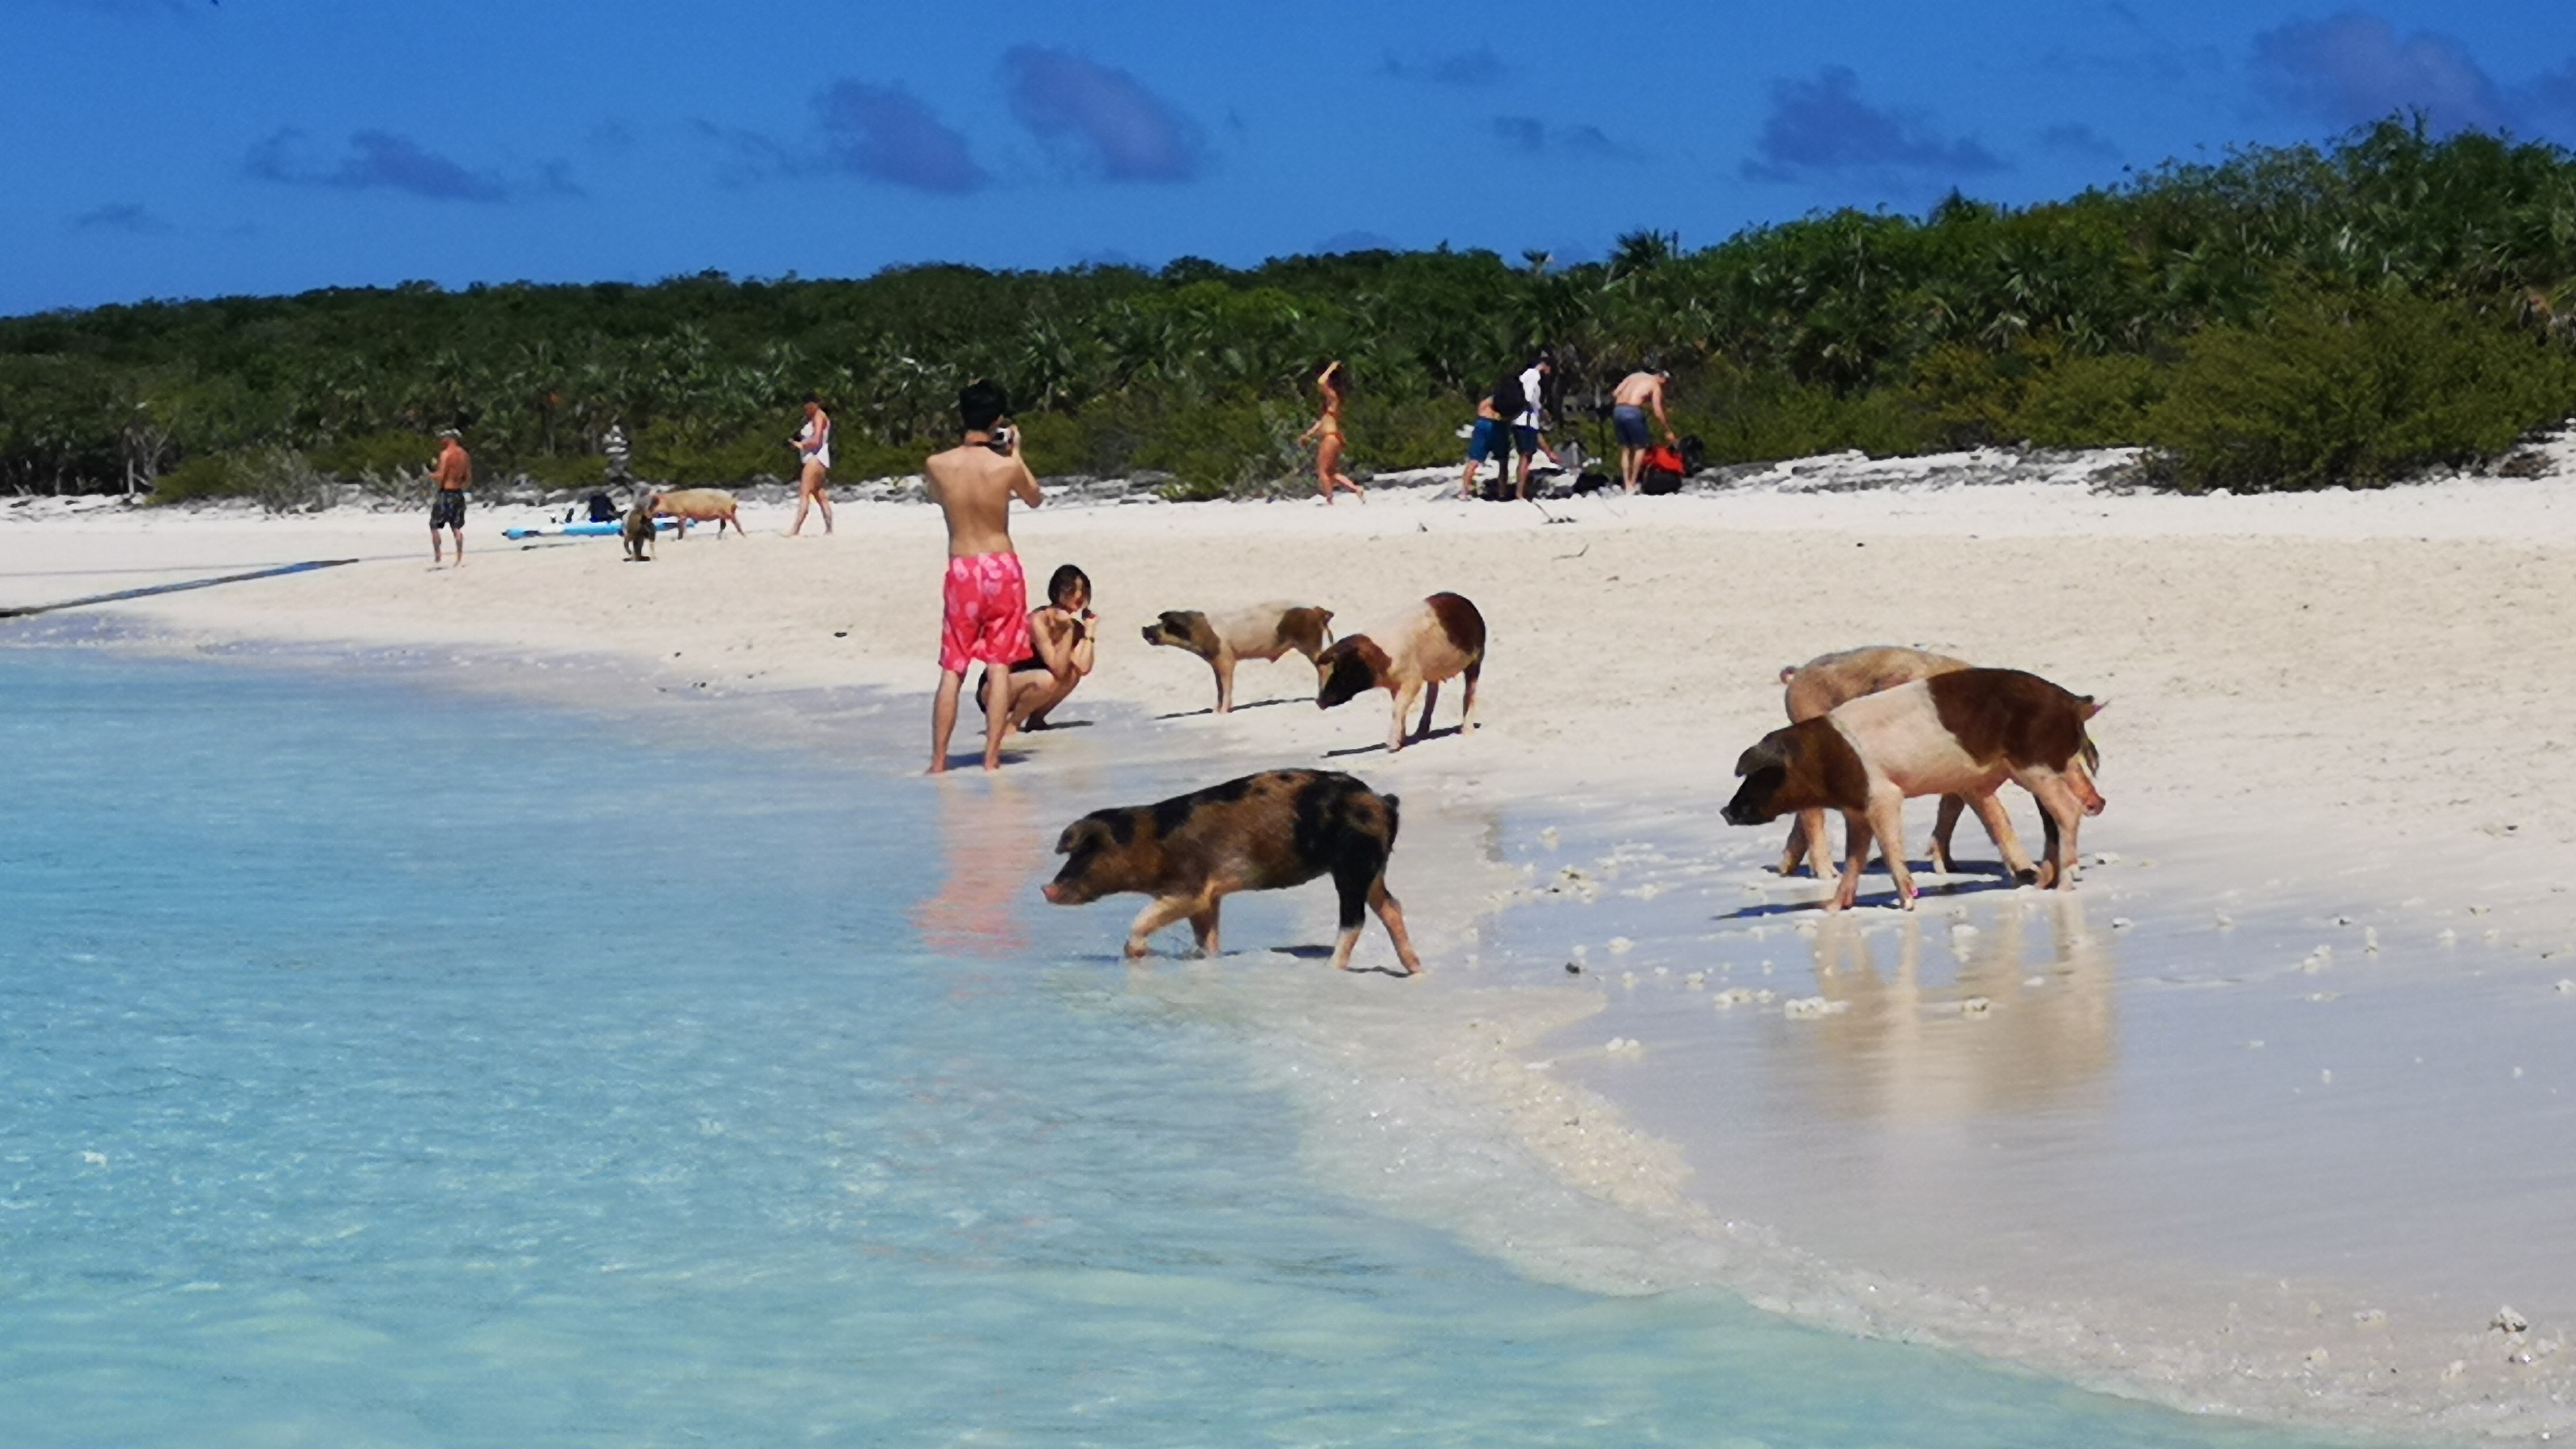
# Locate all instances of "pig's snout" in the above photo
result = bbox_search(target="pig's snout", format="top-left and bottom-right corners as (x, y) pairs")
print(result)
(2083, 791), (2107, 817)
(1040, 881), (1064, 904)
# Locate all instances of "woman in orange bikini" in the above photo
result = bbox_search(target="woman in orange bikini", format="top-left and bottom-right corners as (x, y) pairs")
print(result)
(1297, 361), (1365, 504)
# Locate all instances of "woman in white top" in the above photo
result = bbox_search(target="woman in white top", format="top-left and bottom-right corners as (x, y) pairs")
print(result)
(789, 393), (835, 536)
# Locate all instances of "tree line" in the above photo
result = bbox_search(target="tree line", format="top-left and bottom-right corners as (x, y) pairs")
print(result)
(3, 118), (2572, 502)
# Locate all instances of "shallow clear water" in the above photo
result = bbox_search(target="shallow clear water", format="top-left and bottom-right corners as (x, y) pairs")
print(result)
(0, 647), (2358, 1447)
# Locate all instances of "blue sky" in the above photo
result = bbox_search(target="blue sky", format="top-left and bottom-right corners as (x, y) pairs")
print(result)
(4, 1), (2572, 316)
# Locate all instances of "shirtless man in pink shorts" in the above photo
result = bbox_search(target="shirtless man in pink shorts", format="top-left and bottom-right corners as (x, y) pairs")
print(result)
(926, 381), (1046, 774)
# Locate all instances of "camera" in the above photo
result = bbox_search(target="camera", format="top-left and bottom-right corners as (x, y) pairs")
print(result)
(987, 424), (1017, 454)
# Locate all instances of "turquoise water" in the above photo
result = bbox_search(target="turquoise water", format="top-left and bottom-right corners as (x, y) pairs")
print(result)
(0, 647), (2358, 1447)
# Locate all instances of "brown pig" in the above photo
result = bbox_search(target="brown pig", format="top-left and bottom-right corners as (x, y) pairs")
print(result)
(620, 500), (656, 562)
(1041, 769), (1422, 974)
(1776, 646), (1972, 881)
(1141, 602), (1336, 713)
(1315, 592), (1484, 752)
(649, 487), (743, 539)
(1722, 668), (2106, 911)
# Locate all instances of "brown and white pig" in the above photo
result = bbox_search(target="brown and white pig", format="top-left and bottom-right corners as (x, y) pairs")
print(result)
(649, 487), (743, 539)
(1775, 646), (1973, 881)
(1041, 768), (1422, 974)
(1722, 667), (2106, 911)
(1315, 592), (1484, 752)
(1141, 602), (1337, 713)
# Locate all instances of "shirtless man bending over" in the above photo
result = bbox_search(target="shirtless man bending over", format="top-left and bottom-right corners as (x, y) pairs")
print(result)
(926, 381), (1045, 774)
(1611, 369), (1676, 493)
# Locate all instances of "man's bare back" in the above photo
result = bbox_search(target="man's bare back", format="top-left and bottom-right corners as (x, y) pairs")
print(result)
(1612, 372), (1666, 410)
(925, 435), (1041, 556)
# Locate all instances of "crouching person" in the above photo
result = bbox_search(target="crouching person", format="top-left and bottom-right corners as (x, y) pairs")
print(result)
(979, 563), (1097, 732)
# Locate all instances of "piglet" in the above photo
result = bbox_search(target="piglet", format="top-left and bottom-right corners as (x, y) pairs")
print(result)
(1042, 768), (1421, 973)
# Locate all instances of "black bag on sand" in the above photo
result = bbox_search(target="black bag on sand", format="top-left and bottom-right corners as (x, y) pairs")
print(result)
(1571, 469), (1616, 496)
(586, 491), (619, 523)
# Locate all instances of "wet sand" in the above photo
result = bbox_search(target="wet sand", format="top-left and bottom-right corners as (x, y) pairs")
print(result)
(6, 447), (2574, 1439)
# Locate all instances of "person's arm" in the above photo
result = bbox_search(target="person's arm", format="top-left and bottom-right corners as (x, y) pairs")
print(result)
(1067, 612), (1097, 677)
(1005, 435), (1044, 508)
(1651, 382), (1675, 439)
(1028, 610), (1071, 676)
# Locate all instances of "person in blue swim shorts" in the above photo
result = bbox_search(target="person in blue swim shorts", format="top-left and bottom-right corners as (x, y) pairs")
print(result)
(1612, 368), (1676, 494)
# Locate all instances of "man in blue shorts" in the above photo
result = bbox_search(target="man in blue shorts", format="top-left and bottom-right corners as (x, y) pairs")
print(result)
(1612, 368), (1676, 494)
(428, 428), (472, 567)
(1454, 388), (1511, 500)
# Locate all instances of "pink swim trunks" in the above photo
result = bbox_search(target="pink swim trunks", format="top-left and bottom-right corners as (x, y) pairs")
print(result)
(939, 551), (1033, 676)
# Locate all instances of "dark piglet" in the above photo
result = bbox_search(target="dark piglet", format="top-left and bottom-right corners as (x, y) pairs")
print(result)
(621, 502), (655, 562)
(1041, 768), (1422, 974)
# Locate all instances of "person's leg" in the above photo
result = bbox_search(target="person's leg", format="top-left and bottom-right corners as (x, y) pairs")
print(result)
(789, 468), (815, 535)
(430, 520), (442, 566)
(980, 664), (1014, 771)
(1011, 670), (1074, 730)
(1323, 437), (1362, 500)
(929, 669), (965, 773)
(814, 479), (834, 534)
(1621, 445), (1643, 492)
(448, 524), (464, 566)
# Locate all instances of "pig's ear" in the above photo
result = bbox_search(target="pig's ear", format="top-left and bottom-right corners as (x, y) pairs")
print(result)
(1054, 821), (1087, 856)
(2079, 696), (2107, 719)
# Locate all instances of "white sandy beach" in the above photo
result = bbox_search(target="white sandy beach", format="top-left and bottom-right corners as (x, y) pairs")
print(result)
(7, 445), (2575, 1441)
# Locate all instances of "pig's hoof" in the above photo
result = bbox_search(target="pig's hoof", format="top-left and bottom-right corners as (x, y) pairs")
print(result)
(1123, 941), (1152, 960)
(2014, 867), (2040, 887)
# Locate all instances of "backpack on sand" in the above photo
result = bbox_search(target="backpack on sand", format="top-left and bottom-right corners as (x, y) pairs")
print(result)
(1637, 442), (1687, 496)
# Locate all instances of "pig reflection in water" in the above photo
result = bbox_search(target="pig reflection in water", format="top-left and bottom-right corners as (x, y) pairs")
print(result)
(1785, 898), (2116, 1122)
(910, 779), (1048, 958)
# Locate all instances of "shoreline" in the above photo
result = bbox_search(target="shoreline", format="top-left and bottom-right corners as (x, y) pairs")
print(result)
(8, 454), (2575, 1442)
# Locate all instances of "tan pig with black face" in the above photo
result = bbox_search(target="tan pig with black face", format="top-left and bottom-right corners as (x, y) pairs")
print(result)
(1140, 603), (1336, 713)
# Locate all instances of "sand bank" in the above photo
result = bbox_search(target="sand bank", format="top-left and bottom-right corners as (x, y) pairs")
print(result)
(6, 446), (2574, 1439)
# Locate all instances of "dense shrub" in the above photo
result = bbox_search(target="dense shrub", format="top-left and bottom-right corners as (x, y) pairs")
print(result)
(2012, 352), (2168, 447)
(1679, 361), (1937, 463)
(147, 447), (334, 512)
(2145, 292), (2576, 490)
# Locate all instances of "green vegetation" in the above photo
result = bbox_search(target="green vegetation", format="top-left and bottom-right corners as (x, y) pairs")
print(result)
(3, 118), (2572, 501)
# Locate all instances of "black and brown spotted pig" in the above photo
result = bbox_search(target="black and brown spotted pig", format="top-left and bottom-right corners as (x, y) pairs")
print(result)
(1041, 768), (1422, 975)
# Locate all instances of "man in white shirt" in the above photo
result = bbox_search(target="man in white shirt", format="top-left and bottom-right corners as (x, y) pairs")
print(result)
(1508, 355), (1552, 500)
